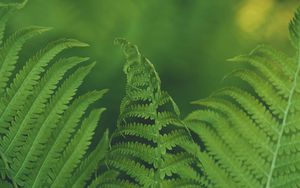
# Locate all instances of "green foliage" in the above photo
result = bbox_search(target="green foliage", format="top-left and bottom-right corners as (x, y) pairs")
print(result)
(185, 6), (300, 188)
(2, 1), (300, 188)
(103, 39), (202, 188)
(0, 4), (109, 188)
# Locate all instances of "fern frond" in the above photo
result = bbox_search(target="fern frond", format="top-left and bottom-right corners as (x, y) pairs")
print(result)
(250, 44), (295, 78)
(0, 7), (15, 45)
(48, 108), (105, 188)
(111, 123), (157, 141)
(107, 156), (154, 186)
(160, 153), (195, 177)
(0, 39), (88, 136)
(28, 90), (107, 188)
(0, 26), (50, 96)
(11, 62), (96, 184)
(1, 56), (90, 158)
(0, 6), (109, 188)
(89, 170), (138, 188)
(105, 39), (202, 187)
(161, 179), (205, 188)
(186, 6), (300, 188)
(67, 130), (109, 188)
(109, 142), (157, 164)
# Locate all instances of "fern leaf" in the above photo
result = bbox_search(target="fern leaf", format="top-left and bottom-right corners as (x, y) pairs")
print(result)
(0, 39), (89, 151)
(89, 170), (138, 188)
(107, 156), (154, 186)
(111, 123), (157, 141)
(67, 129), (109, 188)
(0, 39), (87, 135)
(186, 6), (300, 188)
(0, 26), (50, 96)
(11, 62), (96, 185)
(0, 7), (13, 46)
(111, 142), (158, 164)
(106, 39), (201, 187)
(290, 7), (300, 48)
(0, 6), (108, 188)
(28, 90), (107, 188)
(162, 179), (206, 188)
(250, 44), (295, 78)
(160, 153), (196, 178)
(49, 108), (105, 188)
(0, 57), (90, 158)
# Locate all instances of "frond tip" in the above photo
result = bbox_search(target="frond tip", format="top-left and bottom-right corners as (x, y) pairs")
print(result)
(289, 6), (300, 48)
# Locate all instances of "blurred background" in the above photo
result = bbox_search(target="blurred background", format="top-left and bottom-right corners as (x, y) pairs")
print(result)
(7, 0), (300, 131)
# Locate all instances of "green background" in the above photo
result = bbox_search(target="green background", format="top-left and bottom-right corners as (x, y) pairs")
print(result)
(7, 0), (299, 131)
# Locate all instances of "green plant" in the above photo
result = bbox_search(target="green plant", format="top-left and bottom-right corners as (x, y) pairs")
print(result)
(185, 6), (300, 188)
(101, 39), (202, 188)
(2, 1), (300, 188)
(0, 3), (109, 188)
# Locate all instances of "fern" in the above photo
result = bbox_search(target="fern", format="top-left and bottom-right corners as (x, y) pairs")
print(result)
(3, 1), (300, 188)
(185, 6), (300, 188)
(102, 39), (202, 188)
(0, 3), (109, 188)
